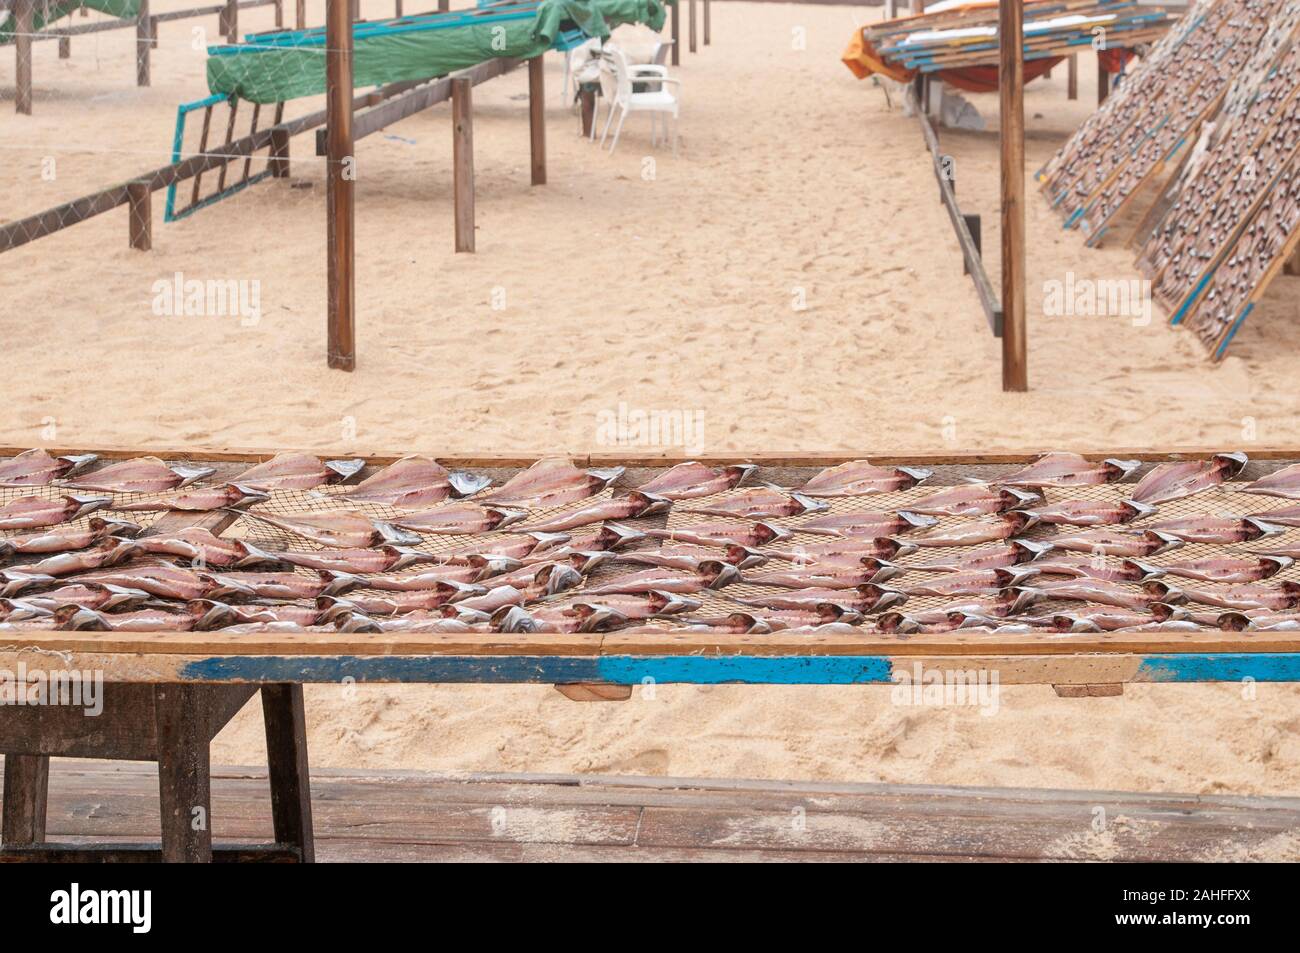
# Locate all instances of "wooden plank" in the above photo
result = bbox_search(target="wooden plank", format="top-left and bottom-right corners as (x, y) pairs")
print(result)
(1054, 683), (1123, 697)
(326, 0), (357, 371)
(260, 685), (315, 861)
(154, 684), (213, 861)
(1, 755), (49, 845)
(15, 0), (33, 115)
(555, 683), (633, 702)
(0, 844), (299, 862)
(529, 55), (546, 186)
(1000, 0), (1027, 391)
(452, 76), (475, 253)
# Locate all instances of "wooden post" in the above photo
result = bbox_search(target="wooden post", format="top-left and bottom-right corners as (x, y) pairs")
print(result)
(1, 755), (49, 845)
(127, 181), (152, 251)
(395, 0), (402, 15)
(274, 0), (283, 28)
(962, 213), (981, 276)
(221, 0), (237, 41)
(15, 0), (33, 115)
(529, 55), (546, 186)
(150, 15), (158, 48)
(1067, 52), (1077, 100)
(452, 77), (475, 253)
(136, 0), (151, 87)
(349, 0), (359, 21)
(154, 684), (213, 862)
(270, 127), (291, 177)
(296, 0), (305, 28)
(438, 0), (448, 9)
(58, 36), (70, 58)
(580, 85), (596, 137)
(326, 0), (356, 370)
(1000, 0), (1027, 392)
(689, 0), (696, 54)
(1097, 55), (1110, 105)
(670, 0), (680, 66)
(704, 0), (710, 46)
(261, 685), (315, 862)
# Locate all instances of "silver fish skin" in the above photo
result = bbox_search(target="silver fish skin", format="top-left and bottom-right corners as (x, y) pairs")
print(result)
(794, 511), (937, 539)
(1129, 453), (1247, 504)
(0, 573), (58, 598)
(452, 585), (526, 614)
(636, 462), (757, 500)
(0, 583), (150, 617)
(259, 544), (436, 574)
(559, 591), (702, 621)
(1217, 610), (1300, 632)
(584, 562), (740, 595)
(66, 562), (217, 601)
(186, 601), (325, 628)
(113, 483), (270, 513)
(198, 571), (334, 601)
(1158, 556), (1292, 584)
(0, 495), (112, 531)
(903, 565), (1041, 597)
(316, 582), (487, 618)
(1019, 498), (1157, 527)
(133, 527), (284, 570)
(646, 521), (791, 548)
(798, 461), (932, 497)
(231, 452), (365, 491)
(12, 539), (140, 578)
(1039, 608), (1175, 632)
(514, 492), (671, 534)
(1047, 529), (1184, 558)
(683, 486), (827, 519)
(482, 458), (624, 508)
(734, 584), (906, 614)
(908, 484), (1040, 517)
(239, 509), (423, 548)
(494, 603), (629, 634)
(742, 558), (903, 588)
(999, 452), (1141, 488)
(1178, 582), (1300, 612)
(1240, 462), (1300, 500)
(390, 502), (527, 535)
(0, 449), (97, 487)
(1147, 517), (1285, 544)
(909, 540), (1053, 573)
(67, 456), (214, 493)
(681, 613), (776, 635)
(0, 517), (141, 561)
(907, 512), (1038, 548)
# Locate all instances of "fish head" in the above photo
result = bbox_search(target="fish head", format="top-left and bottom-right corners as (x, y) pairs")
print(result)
(98, 584), (151, 611)
(1121, 499), (1159, 522)
(1282, 581), (1300, 599)
(594, 523), (643, 550)
(862, 557), (904, 584)
(1260, 555), (1294, 578)
(1003, 586), (1046, 613)
(171, 464), (217, 487)
(562, 550), (613, 575)
(333, 612), (383, 633)
(1012, 539), (1055, 562)
(645, 590), (702, 615)
(1003, 511), (1039, 533)
(57, 454), (99, 477)
(877, 537), (917, 559)
(315, 595), (361, 623)
(232, 540), (293, 570)
(374, 522), (425, 547)
(441, 579), (491, 601)
(189, 601), (245, 631)
(227, 483), (272, 508)
(384, 546), (438, 572)
(1103, 458), (1143, 482)
(1150, 602), (1190, 623)
(467, 555), (525, 579)
(1244, 518), (1287, 541)
(491, 605), (539, 633)
(0, 572), (56, 598)
(752, 522), (792, 544)
(199, 573), (257, 600)
(1050, 615), (1102, 633)
(53, 606), (108, 631)
(448, 471), (493, 498)
(997, 565), (1042, 587)
(628, 491), (674, 517)
(1001, 487), (1043, 509)
(949, 611), (1000, 630)
(442, 606), (491, 624)
(787, 491), (829, 515)
(1143, 580), (1185, 604)
(527, 530), (573, 553)
(325, 458), (367, 483)
(1215, 611), (1253, 632)
(484, 508), (528, 532)
(318, 570), (364, 596)
(1212, 451), (1249, 478)
(724, 464), (759, 489)
(1121, 559), (1164, 582)
(699, 561), (741, 589)
(586, 467), (627, 493)
(66, 495), (113, 519)
(92, 517), (145, 539)
(898, 511), (940, 530)
(534, 564), (583, 596)
(572, 604), (630, 633)
(895, 466), (933, 488)
(1142, 530), (1185, 555)
(723, 543), (767, 569)
(876, 612), (919, 634)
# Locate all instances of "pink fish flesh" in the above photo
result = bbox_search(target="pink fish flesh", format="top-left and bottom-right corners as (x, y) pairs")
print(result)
(684, 486), (827, 519)
(1178, 582), (1300, 612)
(112, 483), (269, 513)
(0, 449), (97, 487)
(68, 456), (215, 493)
(1019, 498), (1157, 527)
(798, 460), (932, 497)
(232, 452), (365, 491)
(55, 606), (198, 632)
(1158, 555), (1292, 584)
(0, 517), (141, 560)
(584, 562), (740, 595)
(794, 511), (937, 538)
(317, 583), (486, 617)
(1147, 516), (1284, 544)
(767, 537), (919, 564)
(998, 452), (1141, 488)
(390, 502), (526, 535)
(743, 559), (902, 588)
(1047, 529), (1184, 558)
(908, 484), (1040, 517)
(0, 583), (150, 618)
(515, 492), (671, 533)
(635, 462), (757, 500)
(341, 454), (490, 507)
(67, 562), (218, 601)
(907, 512), (1037, 547)
(248, 543), (437, 574)
(1032, 556), (1163, 583)
(240, 509), (423, 548)
(1241, 463), (1300, 500)
(492, 603), (629, 634)
(1034, 578), (1183, 611)
(1129, 453), (1247, 504)
(132, 528), (287, 569)
(909, 540), (1053, 572)
(1248, 504), (1300, 527)
(646, 521), (791, 548)
(482, 458), (624, 508)
(618, 542), (767, 571)
(0, 495), (111, 530)
(10, 538), (140, 578)
(903, 565), (1041, 597)
(734, 584), (906, 614)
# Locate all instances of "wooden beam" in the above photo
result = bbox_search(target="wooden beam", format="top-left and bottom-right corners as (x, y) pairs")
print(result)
(127, 181), (152, 251)
(529, 55), (546, 186)
(1067, 51), (1077, 100)
(670, 0), (680, 66)
(15, 0), (33, 115)
(269, 127), (291, 177)
(326, 0), (357, 370)
(1, 755), (49, 845)
(452, 76), (475, 253)
(136, 0), (150, 87)
(999, 0), (1027, 391)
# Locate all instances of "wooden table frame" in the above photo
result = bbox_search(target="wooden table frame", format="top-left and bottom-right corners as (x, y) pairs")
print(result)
(3, 445), (1298, 861)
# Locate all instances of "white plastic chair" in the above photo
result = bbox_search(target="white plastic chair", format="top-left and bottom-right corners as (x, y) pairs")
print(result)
(599, 48), (681, 155)
(563, 36), (602, 107)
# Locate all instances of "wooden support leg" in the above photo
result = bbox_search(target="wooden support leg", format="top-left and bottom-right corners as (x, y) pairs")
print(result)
(296, 0), (305, 29)
(15, 0), (33, 115)
(703, 0), (710, 46)
(222, 0), (237, 41)
(689, 0), (696, 54)
(274, 0), (283, 28)
(452, 77), (475, 253)
(136, 0), (151, 88)
(1067, 52), (1077, 100)
(261, 684), (314, 862)
(1, 754), (50, 845)
(438, 0), (447, 9)
(59, 36), (71, 58)
(270, 127), (291, 177)
(395, 0), (402, 15)
(326, 0), (356, 370)
(580, 85), (596, 138)
(999, 0), (1027, 392)
(150, 15), (158, 49)
(127, 181), (152, 251)
(1097, 58), (1110, 106)
(154, 685), (213, 863)
(349, 0), (359, 21)
(670, 0), (679, 66)
(962, 213), (981, 276)
(529, 56), (546, 186)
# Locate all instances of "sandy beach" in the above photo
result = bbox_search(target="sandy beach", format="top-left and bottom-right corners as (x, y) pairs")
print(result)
(3, 1), (1300, 808)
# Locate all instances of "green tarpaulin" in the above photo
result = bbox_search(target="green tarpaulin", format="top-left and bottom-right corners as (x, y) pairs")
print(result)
(1, 0), (140, 44)
(206, 0), (668, 104)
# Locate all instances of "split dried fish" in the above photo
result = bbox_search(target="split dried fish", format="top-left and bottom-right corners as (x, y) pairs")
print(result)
(199, 571), (338, 601)
(0, 449), (97, 487)
(112, 483), (269, 513)
(68, 562), (217, 601)
(1241, 462), (1300, 500)
(515, 492), (670, 533)
(998, 452), (1141, 487)
(1129, 452), (1247, 504)
(317, 583), (487, 618)
(684, 486), (826, 519)
(240, 509), (422, 548)
(795, 510), (937, 539)
(0, 583), (150, 617)
(584, 562), (740, 595)
(1178, 582), (1300, 612)
(12, 538), (140, 577)
(329, 559), (521, 593)
(341, 455), (490, 507)
(68, 456), (214, 493)
(232, 452), (365, 491)
(55, 607), (198, 632)
(646, 520), (791, 548)
(903, 566), (1041, 598)
(767, 537), (918, 564)
(1034, 578), (1183, 611)
(0, 495), (111, 530)
(635, 462), (757, 500)
(452, 585), (526, 614)
(482, 458), (624, 508)
(1147, 516), (1284, 544)
(1217, 610), (1300, 632)
(331, 613), (475, 634)
(618, 542), (767, 571)
(188, 601), (325, 628)
(798, 460), (932, 497)
(734, 584), (906, 614)
(1019, 498), (1156, 527)
(1040, 607), (1186, 632)
(689, 604), (864, 631)
(494, 603), (629, 634)
(133, 528), (287, 569)
(556, 591), (702, 621)
(907, 512), (1037, 547)
(1248, 504), (1300, 527)
(908, 484), (1039, 517)
(1158, 555), (1292, 584)
(390, 502), (526, 535)
(909, 540), (1053, 573)
(252, 544), (437, 574)
(1032, 556), (1163, 583)
(1047, 529), (1184, 557)
(743, 558), (902, 588)
(0, 517), (141, 560)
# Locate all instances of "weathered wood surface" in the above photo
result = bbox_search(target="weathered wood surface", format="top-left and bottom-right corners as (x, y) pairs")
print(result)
(5, 763), (1296, 862)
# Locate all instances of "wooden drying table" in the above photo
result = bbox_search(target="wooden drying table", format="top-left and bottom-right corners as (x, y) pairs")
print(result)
(2, 446), (1300, 863)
